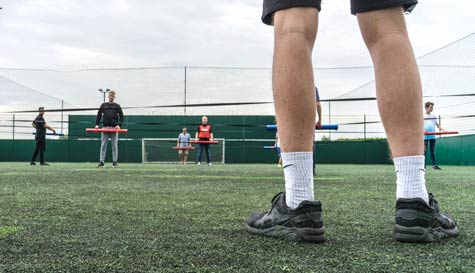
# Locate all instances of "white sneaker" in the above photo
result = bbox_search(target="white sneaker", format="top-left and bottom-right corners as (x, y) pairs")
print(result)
(197, 162), (201, 165)
(208, 163), (213, 166)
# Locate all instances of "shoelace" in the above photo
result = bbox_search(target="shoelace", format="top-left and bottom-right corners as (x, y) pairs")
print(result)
(428, 193), (440, 212)
(268, 192), (284, 211)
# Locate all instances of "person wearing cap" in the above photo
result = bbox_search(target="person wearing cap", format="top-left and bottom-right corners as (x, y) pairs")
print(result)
(31, 107), (56, 166)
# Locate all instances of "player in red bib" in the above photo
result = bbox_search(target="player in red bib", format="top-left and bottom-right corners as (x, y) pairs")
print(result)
(195, 116), (214, 165)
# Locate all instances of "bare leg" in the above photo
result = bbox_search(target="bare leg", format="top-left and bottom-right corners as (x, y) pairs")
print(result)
(273, 7), (318, 153)
(358, 7), (427, 203)
(273, 7), (318, 208)
(357, 7), (423, 158)
(245, 5), (325, 243)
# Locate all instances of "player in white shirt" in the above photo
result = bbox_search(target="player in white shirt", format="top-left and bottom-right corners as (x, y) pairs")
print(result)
(424, 102), (444, 170)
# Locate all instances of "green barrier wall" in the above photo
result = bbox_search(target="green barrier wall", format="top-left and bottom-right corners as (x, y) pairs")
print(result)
(0, 115), (473, 165)
(429, 134), (475, 165)
(315, 140), (391, 164)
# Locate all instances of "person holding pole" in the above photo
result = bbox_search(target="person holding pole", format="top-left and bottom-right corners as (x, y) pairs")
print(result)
(177, 127), (192, 165)
(95, 90), (124, 168)
(424, 101), (443, 170)
(31, 107), (56, 166)
(195, 116), (214, 166)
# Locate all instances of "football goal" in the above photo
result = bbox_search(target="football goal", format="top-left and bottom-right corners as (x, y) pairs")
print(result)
(142, 138), (225, 164)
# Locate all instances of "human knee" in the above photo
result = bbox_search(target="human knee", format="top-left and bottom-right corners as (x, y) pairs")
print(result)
(364, 30), (408, 54)
(274, 8), (317, 45)
(358, 8), (408, 50)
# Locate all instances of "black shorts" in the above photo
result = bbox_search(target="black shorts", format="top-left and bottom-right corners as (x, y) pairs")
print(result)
(262, 0), (418, 25)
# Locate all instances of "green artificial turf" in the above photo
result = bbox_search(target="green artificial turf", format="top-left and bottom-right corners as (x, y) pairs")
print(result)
(0, 226), (26, 238)
(0, 163), (473, 273)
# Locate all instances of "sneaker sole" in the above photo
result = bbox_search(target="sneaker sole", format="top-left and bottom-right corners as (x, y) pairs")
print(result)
(394, 224), (459, 243)
(246, 224), (325, 243)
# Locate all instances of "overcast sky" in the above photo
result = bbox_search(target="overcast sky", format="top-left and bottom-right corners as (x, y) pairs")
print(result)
(0, 0), (474, 69)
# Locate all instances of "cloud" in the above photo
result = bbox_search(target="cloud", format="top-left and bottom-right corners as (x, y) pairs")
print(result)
(0, 0), (473, 69)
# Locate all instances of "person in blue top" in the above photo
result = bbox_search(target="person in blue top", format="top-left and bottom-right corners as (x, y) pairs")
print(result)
(177, 127), (192, 165)
(424, 101), (444, 170)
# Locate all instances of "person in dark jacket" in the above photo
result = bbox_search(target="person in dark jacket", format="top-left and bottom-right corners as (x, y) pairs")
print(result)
(31, 107), (56, 165)
(95, 90), (124, 168)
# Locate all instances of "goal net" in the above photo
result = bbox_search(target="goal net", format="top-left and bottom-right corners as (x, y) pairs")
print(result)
(142, 138), (225, 164)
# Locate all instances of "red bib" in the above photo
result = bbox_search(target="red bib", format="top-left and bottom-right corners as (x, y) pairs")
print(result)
(198, 124), (211, 139)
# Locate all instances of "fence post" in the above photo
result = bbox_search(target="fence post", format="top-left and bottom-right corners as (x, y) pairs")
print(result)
(364, 114), (366, 140)
(438, 115), (442, 138)
(61, 100), (64, 133)
(184, 66), (187, 115)
(125, 117), (128, 162)
(12, 114), (15, 141)
(328, 101), (331, 140)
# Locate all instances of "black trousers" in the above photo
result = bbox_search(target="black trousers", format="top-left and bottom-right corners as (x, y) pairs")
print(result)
(32, 138), (46, 164)
(197, 144), (211, 163)
(424, 139), (437, 166)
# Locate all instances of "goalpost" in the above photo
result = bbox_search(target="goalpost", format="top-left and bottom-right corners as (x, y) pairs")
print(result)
(142, 138), (226, 164)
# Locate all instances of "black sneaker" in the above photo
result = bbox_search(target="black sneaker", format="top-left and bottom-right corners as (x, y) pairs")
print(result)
(432, 165), (442, 170)
(30, 162), (36, 166)
(394, 193), (458, 243)
(40, 163), (49, 166)
(112, 162), (118, 168)
(246, 192), (325, 243)
(97, 162), (105, 168)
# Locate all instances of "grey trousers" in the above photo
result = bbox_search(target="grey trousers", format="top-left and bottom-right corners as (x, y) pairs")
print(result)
(100, 127), (118, 162)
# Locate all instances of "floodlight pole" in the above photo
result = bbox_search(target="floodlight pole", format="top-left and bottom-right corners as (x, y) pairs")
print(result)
(98, 88), (110, 103)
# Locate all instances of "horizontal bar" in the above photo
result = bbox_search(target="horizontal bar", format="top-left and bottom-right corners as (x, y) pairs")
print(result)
(424, 131), (458, 135)
(266, 124), (339, 131)
(190, 140), (218, 144)
(86, 128), (128, 133)
(172, 146), (196, 150)
(263, 146), (276, 149)
(32, 132), (65, 136)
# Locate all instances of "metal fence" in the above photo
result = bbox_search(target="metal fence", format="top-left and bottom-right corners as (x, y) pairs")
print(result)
(1, 65), (474, 140)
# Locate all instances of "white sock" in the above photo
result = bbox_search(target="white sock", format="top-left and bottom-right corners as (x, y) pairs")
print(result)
(394, 156), (429, 203)
(281, 152), (314, 209)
